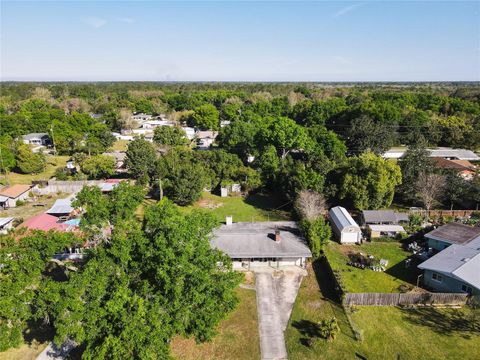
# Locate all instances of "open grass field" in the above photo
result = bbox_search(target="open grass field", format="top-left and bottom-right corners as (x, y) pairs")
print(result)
(108, 140), (129, 152)
(324, 241), (421, 293)
(2, 155), (69, 185)
(170, 287), (260, 360)
(286, 262), (480, 360)
(181, 192), (291, 223)
(0, 342), (48, 360)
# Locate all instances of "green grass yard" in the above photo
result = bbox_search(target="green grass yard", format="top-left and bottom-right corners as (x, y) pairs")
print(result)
(170, 287), (260, 360)
(286, 263), (480, 360)
(324, 241), (421, 293)
(181, 192), (291, 223)
(2, 155), (69, 185)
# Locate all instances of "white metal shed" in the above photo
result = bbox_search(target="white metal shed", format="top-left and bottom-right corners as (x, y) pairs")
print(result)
(328, 206), (361, 244)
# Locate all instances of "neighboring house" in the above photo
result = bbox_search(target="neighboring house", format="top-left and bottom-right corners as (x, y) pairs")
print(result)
(20, 213), (78, 232)
(383, 147), (480, 161)
(103, 152), (127, 172)
(431, 157), (477, 180)
(220, 120), (231, 128)
(89, 113), (103, 120)
(46, 195), (76, 217)
(99, 179), (122, 192)
(361, 210), (409, 225)
(0, 217), (15, 234)
(196, 131), (218, 149)
(131, 113), (153, 122)
(0, 184), (32, 208)
(418, 244), (480, 296)
(328, 206), (362, 244)
(424, 222), (480, 252)
(182, 126), (195, 140)
(210, 220), (311, 270)
(111, 132), (134, 141)
(368, 224), (406, 239)
(22, 133), (50, 146)
(140, 120), (175, 129)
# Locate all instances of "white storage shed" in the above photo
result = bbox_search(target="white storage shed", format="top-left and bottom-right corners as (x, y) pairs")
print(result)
(329, 206), (362, 244)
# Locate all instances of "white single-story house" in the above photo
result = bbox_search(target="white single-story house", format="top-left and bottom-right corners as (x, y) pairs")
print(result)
(140, 120), (175, 129)
(368, 224), (406, 239)
(182, 127), (196, 140)
(22, 133), (50, 146)
(329, 206), (362, 244)
(418, 244), (480, 296)
(0, 184), (32, 208)
(424, 222), (480, 252)
(210, 220), (311, 270)
(0, 217), (15, 234)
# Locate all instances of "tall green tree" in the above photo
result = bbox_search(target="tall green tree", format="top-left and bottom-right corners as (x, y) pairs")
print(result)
(337, 152), (402, 210)
(15, 144), (46, 174)
(80, 155), (116, 179)
(346, 115), (396, 154)
(153, 126), (188, 146)
(125, 138), (157, 184)
(189, 104), (220, 130)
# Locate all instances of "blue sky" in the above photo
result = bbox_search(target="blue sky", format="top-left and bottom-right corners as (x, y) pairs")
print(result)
(1, 1), (479, 81)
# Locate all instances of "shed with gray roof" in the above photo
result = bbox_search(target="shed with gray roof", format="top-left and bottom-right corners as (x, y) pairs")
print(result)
(210, 221), (311, 270)
(328, 206), (362, 244)
(361, 210), (409, 225)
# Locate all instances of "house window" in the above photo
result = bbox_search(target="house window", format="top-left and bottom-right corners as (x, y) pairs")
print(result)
(432, 273), (443, 282)
(461, 284), (473, 294)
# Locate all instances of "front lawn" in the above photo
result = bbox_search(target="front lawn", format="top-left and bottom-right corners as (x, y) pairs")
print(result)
(286, 262), (480, 360)
(181, 192), (291, 223)
(324, 241), (421, 293)
(170, 287), (260, 360)
(3, 155), (69, 185)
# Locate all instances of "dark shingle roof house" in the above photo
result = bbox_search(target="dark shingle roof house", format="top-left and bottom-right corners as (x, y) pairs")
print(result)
(361, 210), (409, 225)
(425, 223), (480, 248)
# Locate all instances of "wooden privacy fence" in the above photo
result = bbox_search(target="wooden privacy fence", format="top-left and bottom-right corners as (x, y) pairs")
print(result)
(343, 292), (468, 306)
(409, 209), (478, 218)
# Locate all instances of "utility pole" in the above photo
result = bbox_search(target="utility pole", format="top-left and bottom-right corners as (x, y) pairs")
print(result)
(158, 177), (163, 201)
(50, 123), (57, 156)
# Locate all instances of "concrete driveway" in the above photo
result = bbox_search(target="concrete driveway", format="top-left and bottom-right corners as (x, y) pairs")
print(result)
(255, 268), (306, 360)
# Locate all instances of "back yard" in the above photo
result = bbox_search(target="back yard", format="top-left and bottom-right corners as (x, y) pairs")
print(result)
(180, 192), (291, 222)
(324, 241), (421, 293)
(3, 155), (69, 185)
(286, 262), (480, 360)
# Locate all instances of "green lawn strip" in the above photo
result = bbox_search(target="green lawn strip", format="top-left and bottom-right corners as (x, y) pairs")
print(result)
(324, 241), (421, 293)
(170, 287), (260, 360)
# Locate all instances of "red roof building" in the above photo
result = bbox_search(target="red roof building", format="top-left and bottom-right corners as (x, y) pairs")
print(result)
(20, 213), (78, 232)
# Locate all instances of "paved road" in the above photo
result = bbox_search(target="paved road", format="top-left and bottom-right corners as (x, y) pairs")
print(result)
(255, 269), (305, 360)
(36, 340), (76, 360)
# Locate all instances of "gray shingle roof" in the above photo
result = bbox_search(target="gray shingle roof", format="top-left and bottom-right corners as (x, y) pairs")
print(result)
(46, 196), (74, 215)
(425, 223), (480, 246)
(418, 245), (480, 290)
(362, 210), (409, 224)
(210, 221), (312, 258)
(23, 133), (49, 140)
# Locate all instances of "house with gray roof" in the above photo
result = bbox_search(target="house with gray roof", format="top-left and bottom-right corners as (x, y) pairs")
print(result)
(424, 222), (480, 252)
(383, 147), (480, 161)
(418, 245), (480, 296)
(328, 206), (362, 244)
(361, 210), (409, 225)
(210, 220), (311, 270)
(46, 195), (76, 217)
(22, 133), (50, 146)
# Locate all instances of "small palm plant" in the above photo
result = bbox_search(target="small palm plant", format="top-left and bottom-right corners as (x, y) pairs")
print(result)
(319, 317), (340, 341)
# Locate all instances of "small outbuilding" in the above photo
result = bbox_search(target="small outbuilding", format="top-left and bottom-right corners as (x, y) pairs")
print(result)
(328, 206), (362, 244)
(368, 224), (406, 239)
(210, 220), (311, 270)
(361, 210), (409, 225)
(0, 184), (32, 208)
(0, 217), (15, 234)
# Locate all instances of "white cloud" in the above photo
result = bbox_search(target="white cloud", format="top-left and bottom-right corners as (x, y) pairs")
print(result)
(116, 17), (135, 24)
(333, 3), (364, 18)
(82, 17), (107, 29)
